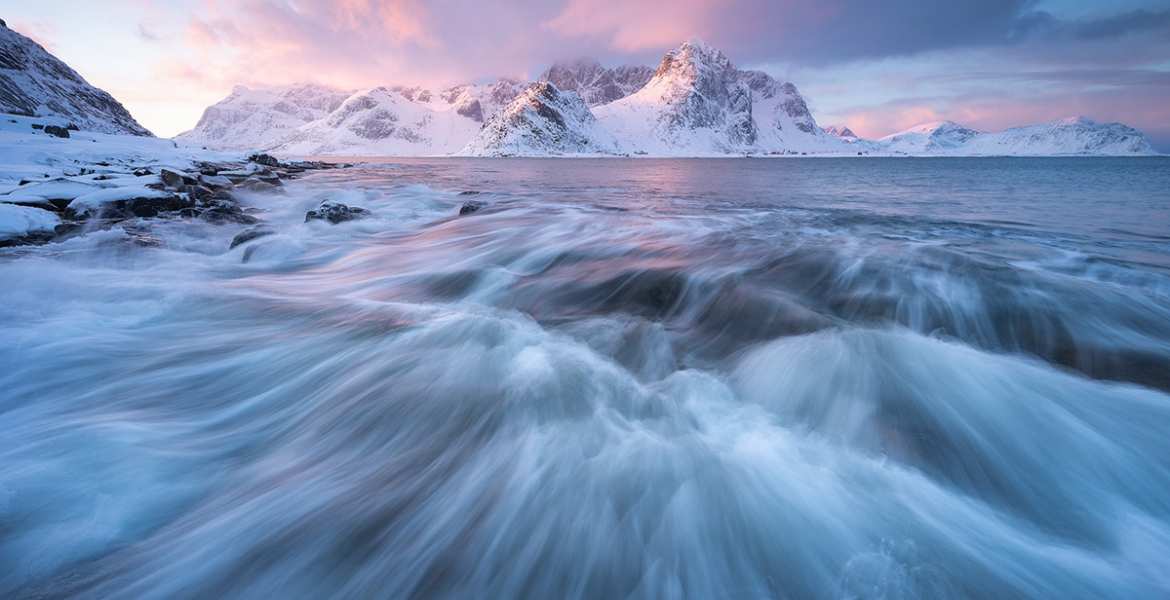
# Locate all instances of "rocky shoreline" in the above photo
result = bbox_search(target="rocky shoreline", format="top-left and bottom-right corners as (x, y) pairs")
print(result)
(0, 153), (348, 249)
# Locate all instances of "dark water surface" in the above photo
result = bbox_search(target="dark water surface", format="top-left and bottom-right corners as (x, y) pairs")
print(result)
(2, 157), (1169, 599)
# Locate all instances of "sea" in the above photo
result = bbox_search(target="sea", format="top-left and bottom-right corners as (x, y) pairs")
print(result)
(2, 157), (1169, 599)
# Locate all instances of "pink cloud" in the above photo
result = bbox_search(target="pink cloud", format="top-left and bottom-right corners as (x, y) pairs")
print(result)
(7, 20), (60, 54)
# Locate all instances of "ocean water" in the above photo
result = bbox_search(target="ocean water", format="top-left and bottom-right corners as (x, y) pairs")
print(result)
(2, 157), (1169, 599)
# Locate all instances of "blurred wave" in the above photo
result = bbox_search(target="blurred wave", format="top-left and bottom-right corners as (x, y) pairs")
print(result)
(2, 157), (1169, 599)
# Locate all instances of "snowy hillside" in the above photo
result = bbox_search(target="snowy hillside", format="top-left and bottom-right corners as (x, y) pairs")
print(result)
(879, 117), (1155, 156)
(0, 19), (151, 136)
(539, 61), (654, 107)
(459, 82), (619, 156)
(175, 84), (353, 151)
(265, 87), (481, 156)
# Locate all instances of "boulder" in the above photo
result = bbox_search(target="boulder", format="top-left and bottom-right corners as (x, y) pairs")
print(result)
(459, 201), (487, 215)
(44, 125), (70, 138)
(305, 200), (370, 224)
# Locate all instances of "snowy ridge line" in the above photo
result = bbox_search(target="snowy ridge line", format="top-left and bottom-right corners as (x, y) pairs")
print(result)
(175, 37), (1157, 157)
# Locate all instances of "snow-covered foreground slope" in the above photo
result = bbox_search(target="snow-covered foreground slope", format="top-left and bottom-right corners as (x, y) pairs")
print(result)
(0, 19), (151, 136)
(175, 84), (353, 151)
(459, 82), (619, 156)
(877, 117), (1155, 156)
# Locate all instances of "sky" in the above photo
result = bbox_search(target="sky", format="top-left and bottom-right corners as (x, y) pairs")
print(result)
(2, 0), (1168, 150)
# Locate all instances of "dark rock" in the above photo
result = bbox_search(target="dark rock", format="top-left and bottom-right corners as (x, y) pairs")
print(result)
(230, 226), (276, 249)
(199, 174), (233, 189)
(160, 168), (196, 188)
(305, 200), (371, 224)
(179, 207), (201, 218)
(458, 191), (481, 196)
(183, 184), (214, 200)
(200, 201), (257, 225)
(66, 124), (79, 131)
(459, 201), (487, 215)
(0, 230), (54, 248)
(30, 123), (44, 130)
(132, 168), (153, 177)
(247, 153), (281, 167)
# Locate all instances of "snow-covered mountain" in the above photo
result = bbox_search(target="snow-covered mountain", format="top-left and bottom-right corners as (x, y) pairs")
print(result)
(824, 125), (857, 139)
(879, 117), (1155, 156)
(538, 61), (654, 107)
(265, 86), (481, 156)
(459, 82), (619, 156)
(171, 37), (1158, 157)
(175, 84), (352, 151)
(594, 38), (840, 155)
(0, 19), (151, 136)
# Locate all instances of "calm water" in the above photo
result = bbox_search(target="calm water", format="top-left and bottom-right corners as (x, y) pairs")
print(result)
(2, 157), (1169, 599)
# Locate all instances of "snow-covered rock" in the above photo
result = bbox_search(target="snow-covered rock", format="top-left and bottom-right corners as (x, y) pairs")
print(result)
(878, 117), (1156, 156)
(539, 61), (654, 107)
(459, 82), (619, 156)
(0, 21), (151, 136)
(0, 202), (58, 242)
(175, 84), (352, 151)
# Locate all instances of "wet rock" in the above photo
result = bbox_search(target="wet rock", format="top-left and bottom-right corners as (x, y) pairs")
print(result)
(247, 153), (281, 167)
(200, 200), (257, 225)
(230, 226), (276, 249)
(459, 201), (487, 215)
(44, 125), (70, 138)
(160, 168), (197, 189)
(305, 200), (371, 224)
(183, 184), (215, 201)
(199, 174), (233, 189)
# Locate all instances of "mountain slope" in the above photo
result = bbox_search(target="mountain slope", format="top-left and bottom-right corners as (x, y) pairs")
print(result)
(175, 84), (352, 151)
(459, 82), (619, 156)
(0, 19), (151, 136)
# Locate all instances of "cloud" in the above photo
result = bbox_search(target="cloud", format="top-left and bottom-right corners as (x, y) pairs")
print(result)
(7, 20), (60, 54)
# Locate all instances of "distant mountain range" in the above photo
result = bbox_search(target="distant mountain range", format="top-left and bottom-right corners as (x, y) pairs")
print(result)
(0, 19), (151, 136)
(0, 19), (1156, 157)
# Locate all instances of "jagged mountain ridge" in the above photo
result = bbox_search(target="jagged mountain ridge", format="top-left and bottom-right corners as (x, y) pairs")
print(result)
(460, 82), (619, 156)
(171, 37), (1157, 157)
(539, 61), (654, 107)
(0, 19), (152, 136)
